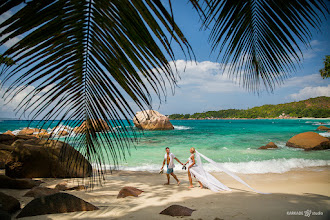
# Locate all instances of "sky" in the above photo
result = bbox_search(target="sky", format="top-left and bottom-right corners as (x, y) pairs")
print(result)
(0, 1), (329, 119)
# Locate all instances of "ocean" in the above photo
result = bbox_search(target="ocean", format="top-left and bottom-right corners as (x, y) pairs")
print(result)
(1, 119), (329, 174)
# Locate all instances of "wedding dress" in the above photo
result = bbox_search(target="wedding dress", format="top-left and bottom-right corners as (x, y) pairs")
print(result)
(188, 150), (269, 194)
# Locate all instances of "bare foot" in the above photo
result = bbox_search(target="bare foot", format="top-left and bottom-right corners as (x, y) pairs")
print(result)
(199, 185), (204, 189)
(188, 185), (194, 188)
(177, 181), (181, 186)
(164, 183), (170, 185)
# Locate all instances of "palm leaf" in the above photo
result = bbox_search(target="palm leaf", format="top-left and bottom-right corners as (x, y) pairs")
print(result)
(0, 0), (193, 180)
(190, 0), (329, 91)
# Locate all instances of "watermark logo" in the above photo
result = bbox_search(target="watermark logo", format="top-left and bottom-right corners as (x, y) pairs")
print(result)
(287, 209), (323, 217)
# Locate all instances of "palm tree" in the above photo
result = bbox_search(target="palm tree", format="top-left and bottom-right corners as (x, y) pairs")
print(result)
(0, 54), (15, 74)
(0, 0), (328, 175)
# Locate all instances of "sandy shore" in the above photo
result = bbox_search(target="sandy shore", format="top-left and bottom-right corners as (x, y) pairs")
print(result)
(1, 167), (329, 220)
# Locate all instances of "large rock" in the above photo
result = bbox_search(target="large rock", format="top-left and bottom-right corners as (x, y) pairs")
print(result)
(24, 187), (60, 198)
(0, 192), (20, 213)
(0, 175), (42, 189)
(16, 193), (99, 218)
(133, 110), (174, 130)
(286, 132), (330, 151)
(18, 128), (34, 136)
(0, 150), (12, 169)
(36, 132), (50, 138)
(117, 186), (144, 198)
(258, 142), (278, 150)
(73, 119), (110, 133)
(5, 139), (92, 178)
(0, 134), (16, 145)
(317, 125), (330, 131)
(3, 131), (14, 136)
(160, 205), (195, 217)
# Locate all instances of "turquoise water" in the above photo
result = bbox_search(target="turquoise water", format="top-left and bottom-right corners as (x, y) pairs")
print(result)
(1, 119), (329, 173)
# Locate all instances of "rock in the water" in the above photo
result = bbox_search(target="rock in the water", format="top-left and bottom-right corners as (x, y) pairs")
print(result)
(258, 142), (278, 150)
(0, 150), (12, 169)
(24, 187), (60, 198)
(317, 125), (330, 131)
(58, 130), (69, 136)
(5, 139), (92, 178)
(133, 110), (174, 130)
(117, 186), (144, 198)
(160, 205), (195, 217)
(3, 131), (14, 136)
(0, 192), (20, 213)
(0, 175), (42, 189)
(36, 132), (50, 138)
(16, 193), (99, 218)
(18, 128), (34, 136)
(286, 132), (330, 150)
(73, 119), (110, 133)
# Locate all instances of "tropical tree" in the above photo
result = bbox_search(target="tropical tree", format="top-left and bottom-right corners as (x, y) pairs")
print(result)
(0, 0), (328, 176)
(0, 54), (15, 75)
(320, 55), (330, 78)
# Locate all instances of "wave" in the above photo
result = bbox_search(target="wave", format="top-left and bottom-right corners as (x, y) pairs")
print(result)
(173, 125), (192, 130)
(100, 158), (330, 174)
(319, 132), (330, 137)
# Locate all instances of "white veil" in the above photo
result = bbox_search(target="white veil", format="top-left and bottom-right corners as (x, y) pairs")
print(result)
(191, 150), (269, 194)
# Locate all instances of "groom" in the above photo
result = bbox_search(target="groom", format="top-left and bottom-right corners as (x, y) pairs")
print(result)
(161, 147), (183, 185)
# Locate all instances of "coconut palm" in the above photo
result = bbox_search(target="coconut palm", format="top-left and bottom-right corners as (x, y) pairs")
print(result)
(0, 0), (328, 175)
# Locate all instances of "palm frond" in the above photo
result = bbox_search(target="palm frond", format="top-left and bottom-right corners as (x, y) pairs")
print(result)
(0, 0), (193, 179)
(190, 0), (329, 91)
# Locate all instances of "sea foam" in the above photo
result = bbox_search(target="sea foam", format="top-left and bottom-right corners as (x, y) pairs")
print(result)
(100, 158), (330, 174)
(173, 125), (191, 130)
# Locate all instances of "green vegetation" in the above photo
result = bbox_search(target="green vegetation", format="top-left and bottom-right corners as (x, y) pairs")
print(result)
(320, 55), (330, 79)
(169, 97), (330, 119)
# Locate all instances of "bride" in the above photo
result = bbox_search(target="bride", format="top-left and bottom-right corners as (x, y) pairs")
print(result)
(183, 147), (268, 194)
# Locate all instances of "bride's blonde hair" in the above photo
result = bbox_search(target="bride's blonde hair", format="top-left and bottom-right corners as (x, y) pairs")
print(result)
(190, 147), (195, 153)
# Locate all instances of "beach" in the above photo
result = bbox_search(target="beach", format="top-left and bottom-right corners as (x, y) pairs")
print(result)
(1, 166), (329, 220)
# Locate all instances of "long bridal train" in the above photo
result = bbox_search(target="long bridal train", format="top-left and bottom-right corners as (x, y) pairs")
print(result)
(189, 150), (270, 194)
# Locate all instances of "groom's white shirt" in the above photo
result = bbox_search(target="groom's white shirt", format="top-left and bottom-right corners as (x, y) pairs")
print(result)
(164, 152), (175, 169)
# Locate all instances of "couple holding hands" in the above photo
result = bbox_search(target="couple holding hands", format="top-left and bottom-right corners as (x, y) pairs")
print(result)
(161, 147), (203, 189)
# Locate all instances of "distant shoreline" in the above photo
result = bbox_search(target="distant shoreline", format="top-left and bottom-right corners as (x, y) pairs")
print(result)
(169, 117), (330, 120)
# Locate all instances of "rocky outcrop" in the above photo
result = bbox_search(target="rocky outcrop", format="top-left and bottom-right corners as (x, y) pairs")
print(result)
(16, 193), (99, 218)
(3, 131), (14, 136)
(317, 125), (330, 131)
(0, 192), (21, 214)
(5, 139), (92, 178)
(160, 205), (195, 217)
(286, 132), (330, 151)
(18, 128), (34, 136)
(24, 187), (60, 198)
(117, 186), (144, 198)
(73, 119), (110, 133)
(0, 150), (12, 169)
(58, 130), (69, 136)
(133, 110), (174, 130)
(258, 142), (278, 150)
(0, 175), (42, 189)
(36, 132), (50, 138)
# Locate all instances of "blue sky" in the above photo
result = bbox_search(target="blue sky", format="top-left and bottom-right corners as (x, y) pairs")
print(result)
(0, 2), (329, 119)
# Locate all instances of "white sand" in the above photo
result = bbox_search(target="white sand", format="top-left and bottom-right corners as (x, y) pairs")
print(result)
(1, 166), (329, 220)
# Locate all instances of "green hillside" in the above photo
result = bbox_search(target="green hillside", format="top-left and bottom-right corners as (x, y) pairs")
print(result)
(169, 96), (330, 119)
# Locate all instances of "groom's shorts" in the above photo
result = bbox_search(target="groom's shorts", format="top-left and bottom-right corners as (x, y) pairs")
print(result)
(166, 165), (173, 174)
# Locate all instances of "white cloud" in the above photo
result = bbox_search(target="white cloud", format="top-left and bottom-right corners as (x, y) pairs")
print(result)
(289, 85), (330, 101)
(281, 73), (326, 88)
(164, 60), (243, 93)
